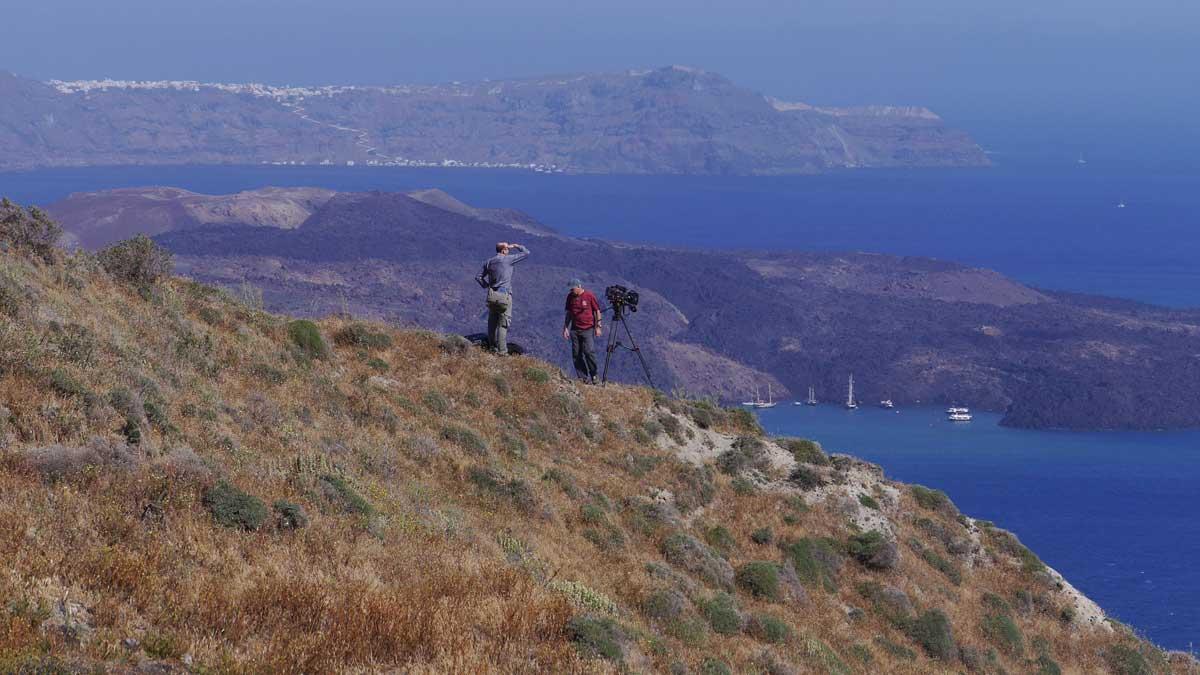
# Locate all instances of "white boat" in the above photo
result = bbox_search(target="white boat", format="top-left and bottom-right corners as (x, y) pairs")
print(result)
(946, 407), (969, 414)
(794, 385), (817, 406)
(755, 384), (778, 409)
(948, 412), (973, 422)
(742, 385), (761, 407)
(880, 399), (895, 409)
(1117, 200), (1127, 209)
(845, 374), (858, 410)
(1077, 154), (1087, 165)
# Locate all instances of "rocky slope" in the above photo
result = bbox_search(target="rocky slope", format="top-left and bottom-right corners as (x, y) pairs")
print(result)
(0, 66), (988, 174)
(0, 232), (1193, 673)
(42, 188), (1200, 431)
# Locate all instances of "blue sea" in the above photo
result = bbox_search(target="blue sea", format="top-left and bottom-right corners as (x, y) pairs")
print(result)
(2, 161), (1199, 648)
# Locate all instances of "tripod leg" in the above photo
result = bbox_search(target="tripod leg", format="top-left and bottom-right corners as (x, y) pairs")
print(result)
(619, 314), (655, 388)
(600, 308), (621, 383)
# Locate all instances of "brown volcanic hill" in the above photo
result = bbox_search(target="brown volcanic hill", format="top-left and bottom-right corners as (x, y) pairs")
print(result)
(0, 233), (1194, 674)
(1, 66), (987, 174)
(41, 187), (1200, 431)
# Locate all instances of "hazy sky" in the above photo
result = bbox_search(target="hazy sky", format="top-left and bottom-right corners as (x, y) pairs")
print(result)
(3, 0), (1197, 159)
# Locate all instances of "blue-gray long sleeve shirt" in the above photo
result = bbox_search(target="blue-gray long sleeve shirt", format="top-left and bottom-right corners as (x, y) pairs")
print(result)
(475, 244), (529, 294)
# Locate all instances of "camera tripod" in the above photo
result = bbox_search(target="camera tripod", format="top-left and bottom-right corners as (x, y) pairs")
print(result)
(600, 301), (655, 388)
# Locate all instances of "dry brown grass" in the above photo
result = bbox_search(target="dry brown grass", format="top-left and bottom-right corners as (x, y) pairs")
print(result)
(0, 245), (1192, 674)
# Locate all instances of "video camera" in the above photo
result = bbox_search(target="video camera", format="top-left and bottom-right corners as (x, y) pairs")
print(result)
(604, 285), (640, 313)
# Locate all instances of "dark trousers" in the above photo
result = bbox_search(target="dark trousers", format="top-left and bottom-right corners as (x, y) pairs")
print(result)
(570, 327), (598, 379)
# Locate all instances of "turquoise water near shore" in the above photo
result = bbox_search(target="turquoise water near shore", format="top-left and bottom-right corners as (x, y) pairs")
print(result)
(755, 403), (1200, 650)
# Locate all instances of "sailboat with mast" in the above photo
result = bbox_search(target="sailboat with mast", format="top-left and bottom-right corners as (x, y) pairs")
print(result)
(742, 384), (778, 409)
(845, 374), (858, 410)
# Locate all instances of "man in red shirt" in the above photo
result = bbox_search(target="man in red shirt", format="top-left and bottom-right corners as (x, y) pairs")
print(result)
(562, 279), (603, 383)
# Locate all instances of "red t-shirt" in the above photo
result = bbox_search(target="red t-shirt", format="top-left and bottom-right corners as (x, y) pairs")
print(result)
(565, 290), (601, 330)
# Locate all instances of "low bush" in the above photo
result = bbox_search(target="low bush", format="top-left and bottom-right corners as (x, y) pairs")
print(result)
(981, 612), (1024, 656)
(671, 463), (716, 513)
(911, 485), (955, 513)
(273, 500), (309, 530)
(549, 580), (617, 615)
(523, 367), (551, 384)
(847, 530), (899, 570)
(441, 424), (488, 454)
(203, 480), (268, 531)
(908, 609), (957, 661)
(97, 234), (173, 285)
(1035, 654), (1063, 675)
(422, 389), (450, 414)
(318, 474), (374, 516)
(0, 198), (62, 263)
(697, 592), (742, 635)
(18, 437), (140, 481)
(780, 537), (843, 592)
(1104, 645), (1152, 675)
(333, 323), (393, 349)
(874, 636), (916, 660)
(717, 435), (771, 475)
(782, 438), (829, 465)
(49, 369), (94, 403)
(746, 613), (791, 643)
(642, 588), (688, 622)
(856, 581), (914, 629)
(699, 657), (732, 675)
(703, 525), (737, 556)
(566, 615), (624, 661)
(735, 561), (781, 600)
(788, 465), (826, 490)
(467, 465), (537, 513)
(287, 320), (328, 359)
(858, 493), (880, 510)
(751, 527), (774, 545)
(661, 533), (735, 590)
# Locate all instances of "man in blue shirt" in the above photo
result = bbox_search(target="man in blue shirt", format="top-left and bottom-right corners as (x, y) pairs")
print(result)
(475, 241), (530, 355)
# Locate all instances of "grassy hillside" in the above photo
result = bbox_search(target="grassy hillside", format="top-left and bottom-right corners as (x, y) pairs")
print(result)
(0, 225), (1194, 672)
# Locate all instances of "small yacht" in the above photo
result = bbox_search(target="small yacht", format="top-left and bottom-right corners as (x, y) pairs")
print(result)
(946, 407), (969, 414)
(845, 374), (858, 410)
(755, 384), (778, 409)
(795, 385), (817, 406)
(1077, 153), (1087, 165)
(1117, 200), (1127, 209)
(879, 399), (895, 409)
(948, 412), (973, 422)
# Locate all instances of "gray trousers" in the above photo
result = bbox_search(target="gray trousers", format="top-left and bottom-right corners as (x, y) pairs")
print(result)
(570, 327), (598, 379)
(486, 290), (513, 354)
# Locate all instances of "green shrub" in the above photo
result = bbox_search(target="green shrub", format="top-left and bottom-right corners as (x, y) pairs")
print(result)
(204, 480), (268, 531)
(1035, 654), (1063, 675)
(422, 389), (450, 414)
(697, 593), (741, 635)
(746, 613), (791, 643)
(491, 374), (511, 396)
(908, 609), (957, 661)
(318, 474), (374, 516)
(735, 561), (781, 600)
(583, 524), (626, 552)
(666, 617), (708, 646)
(671, 463), (716, 513)
(717, 435), (770, 475)
(874, 637), (916, 660)
(847, 530), (898, 570)
(333, 323), (393, 349)
(273, 500), (309, 530)
(287, 320), (328, 359)
(981, 613), (1023, 656)
(642, 588), (688, 622)
(858, 493), (880, 510)
(911, 485), (954, 512)
(703, 525), (737, 556)
(97, 234), (172, 285)
(523, 367), (551, 384)
(856, 581), (914, 629)
(1104, 645), (1152, 675)
(789, 465), (826, 490)
(727, 407), (762, 434)
(780, 537), (842, 592)
(49, 369), (92, 402)
(142, 631), (185, 659)
(981, 592), (1011, 614)
(912, 541), (962, 584)
(699, 657), (732, 675)
(782, 438), (828, 465)
(366, 357), (389, 373)
(500, 433), (528, 459)
(661, 533), (734, 590)
(467, 466), (537, 513)
(750, 527), (774, 545)
(566, 615), (624, 661)
(849, 644), (873, 665)
(1, 199), (62, 263)
(440, 424), (488, 454)
(251, 362), (288, 385)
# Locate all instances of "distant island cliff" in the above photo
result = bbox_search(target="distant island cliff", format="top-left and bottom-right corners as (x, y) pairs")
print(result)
(44, 186), (1200, 432)
(0, 66), (988, 174)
